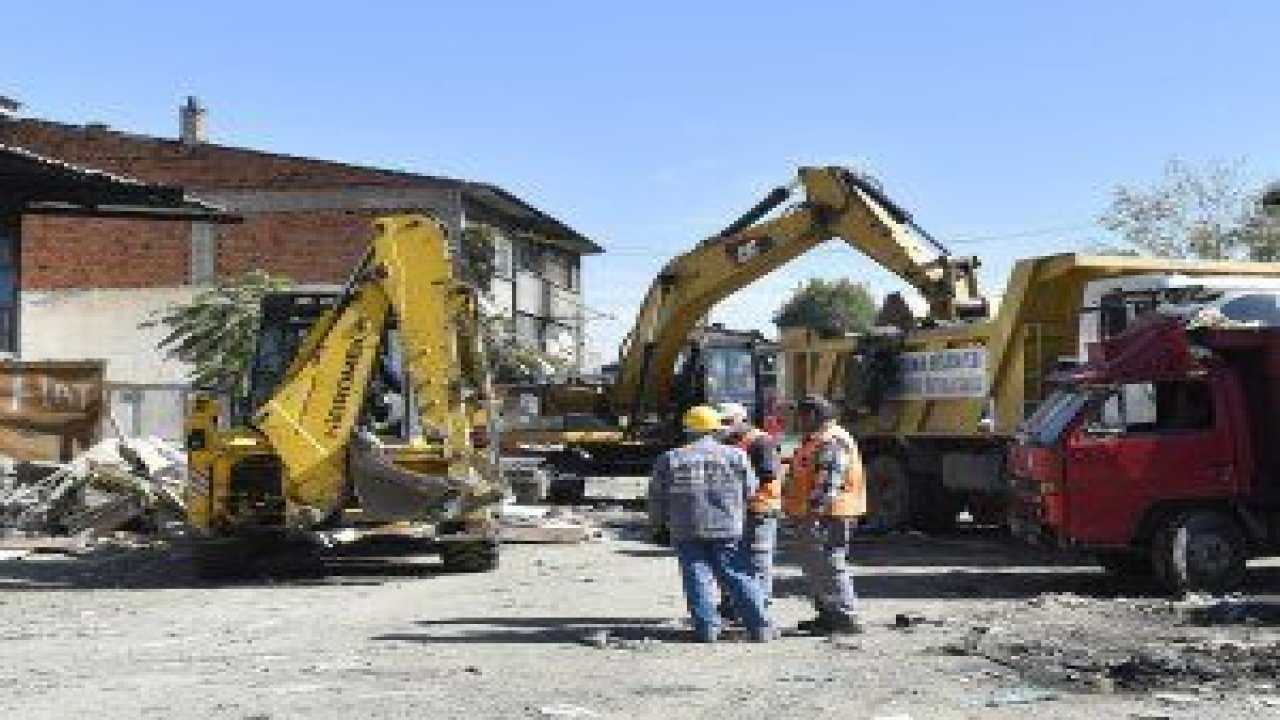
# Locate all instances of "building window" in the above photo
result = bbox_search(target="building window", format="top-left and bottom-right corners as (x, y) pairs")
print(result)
(0, 216), (18, 354)
(542, 321), (577, 364)
(516, 237), (541, 273)
(493, 231), (514, 280)
(514, 312), (540, 346)
(543, 247), (576, 290)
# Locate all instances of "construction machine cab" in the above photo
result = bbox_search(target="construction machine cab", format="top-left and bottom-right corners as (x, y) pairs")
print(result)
(241, 291), (339, 422)
(672, 325), (781, 434)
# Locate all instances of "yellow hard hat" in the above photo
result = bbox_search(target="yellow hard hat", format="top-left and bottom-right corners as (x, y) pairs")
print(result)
(682, 404), (722, 432)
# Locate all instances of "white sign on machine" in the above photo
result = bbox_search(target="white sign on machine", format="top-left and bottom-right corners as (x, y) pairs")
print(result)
(894, 348), (988, 399)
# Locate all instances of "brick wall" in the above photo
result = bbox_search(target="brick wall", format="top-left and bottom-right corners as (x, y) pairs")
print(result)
(0, 119), (439, 290)
(217, 210), (386, 283)
(21, 214), (190, 288)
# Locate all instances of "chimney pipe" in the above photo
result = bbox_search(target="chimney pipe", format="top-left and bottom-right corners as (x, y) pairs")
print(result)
(180, 95), (206, 144)
(0, 95), (21, 119)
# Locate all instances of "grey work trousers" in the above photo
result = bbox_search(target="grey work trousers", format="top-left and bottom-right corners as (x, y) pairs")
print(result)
(745, 512), (778, 603)
(794, 516), (859, 620)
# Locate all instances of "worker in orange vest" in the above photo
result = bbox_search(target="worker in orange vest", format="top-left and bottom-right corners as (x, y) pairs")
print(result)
(715, 402), (781, 617)
(784, 394), (866, 635)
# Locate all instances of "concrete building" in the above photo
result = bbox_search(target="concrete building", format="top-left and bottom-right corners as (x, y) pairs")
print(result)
(0, 98), (600, 437)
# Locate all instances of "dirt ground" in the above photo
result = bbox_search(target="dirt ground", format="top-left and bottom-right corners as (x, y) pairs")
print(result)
(1, 514), (1279, 720)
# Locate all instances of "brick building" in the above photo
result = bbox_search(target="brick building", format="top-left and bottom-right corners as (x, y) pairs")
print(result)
(0, 98), (600, 436)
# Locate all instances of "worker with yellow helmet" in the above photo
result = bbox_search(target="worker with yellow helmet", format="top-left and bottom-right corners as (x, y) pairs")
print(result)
(649, 404), (773, 643)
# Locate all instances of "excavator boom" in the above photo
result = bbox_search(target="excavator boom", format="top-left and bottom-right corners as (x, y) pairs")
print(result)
(613, 166), (986, 418)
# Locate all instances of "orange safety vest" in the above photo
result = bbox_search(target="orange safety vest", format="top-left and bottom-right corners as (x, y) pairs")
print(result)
(736, 427), (781, 514)
(783, 422), (866, 518)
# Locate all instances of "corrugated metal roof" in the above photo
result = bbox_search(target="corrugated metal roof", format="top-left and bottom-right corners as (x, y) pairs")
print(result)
(0, 143), (233, 221)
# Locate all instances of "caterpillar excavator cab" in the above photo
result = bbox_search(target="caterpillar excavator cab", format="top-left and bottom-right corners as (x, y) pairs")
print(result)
(185, 214), (503, 575)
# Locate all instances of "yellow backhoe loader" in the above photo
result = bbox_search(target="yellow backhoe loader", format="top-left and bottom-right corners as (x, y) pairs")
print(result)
(184, 214), (502, 576)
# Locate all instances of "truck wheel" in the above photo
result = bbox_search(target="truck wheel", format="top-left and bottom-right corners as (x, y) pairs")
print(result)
(913, 481), (963, 532)
(440, 540), (500, 573)
(547, 473), (585, 505)
(865, 456), (911, 530)
(1095, 550), (1150, 578)
(1151, 511), (1247, 594)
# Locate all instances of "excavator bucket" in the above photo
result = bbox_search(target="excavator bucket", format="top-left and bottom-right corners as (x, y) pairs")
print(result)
(348, 432), (501, 522)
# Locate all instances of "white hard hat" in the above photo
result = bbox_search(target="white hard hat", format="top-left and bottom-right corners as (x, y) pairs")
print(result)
(715, 402), (750, 423)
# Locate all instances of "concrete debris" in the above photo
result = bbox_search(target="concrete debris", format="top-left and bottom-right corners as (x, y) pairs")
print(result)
(1180, 596), (1280, 626)
(984, 686), (1060, 707)
(893, 613), (946, 630)
(578, 627), (661, 651)
(498, 503), (600, 544)
(537, 704), (599, 718)
(1152, 692), (1201, 705)
(0, 436), (187, 536)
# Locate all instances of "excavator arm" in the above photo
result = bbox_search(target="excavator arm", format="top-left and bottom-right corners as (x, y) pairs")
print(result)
(252, 215), (496, 529)
(613, 166), (986, 418)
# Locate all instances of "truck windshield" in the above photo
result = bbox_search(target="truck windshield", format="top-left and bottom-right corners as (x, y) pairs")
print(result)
(1024, 389), (1087, 444)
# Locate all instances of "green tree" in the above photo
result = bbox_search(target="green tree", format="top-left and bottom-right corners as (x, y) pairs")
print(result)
(1098, 158), (1280, 260)
(144, 270), (294, 394)
(773, 278), (877, 337)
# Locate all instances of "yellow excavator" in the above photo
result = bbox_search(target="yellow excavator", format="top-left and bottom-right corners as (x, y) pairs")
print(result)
(185, 214), (503, 576)
(503, 166), (987, 500)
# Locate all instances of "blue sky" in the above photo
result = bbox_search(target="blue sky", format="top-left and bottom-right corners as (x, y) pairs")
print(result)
(5, 1), (1280, 365)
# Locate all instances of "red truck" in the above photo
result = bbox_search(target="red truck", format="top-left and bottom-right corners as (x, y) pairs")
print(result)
(1009, 314), (1280, 593)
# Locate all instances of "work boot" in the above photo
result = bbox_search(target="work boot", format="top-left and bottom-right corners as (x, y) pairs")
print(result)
(825, 615), (865, 636)
(794, 613), (835, 635)
(717, 599), (741, 627)
(795, 612), (864, 636)
(692, 627), (719, 644)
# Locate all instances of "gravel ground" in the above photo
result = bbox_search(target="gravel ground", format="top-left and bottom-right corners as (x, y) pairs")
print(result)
(0, 514), (1278, 720)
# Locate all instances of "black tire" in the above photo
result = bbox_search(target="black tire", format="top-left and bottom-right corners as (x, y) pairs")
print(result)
(1096, 550), (1151, 578)
(865, 455), (911, 530)
(193, 538), (255, 580)
(1151, 511), (1248, 594)
(967, 496), (1009, 527)
(913, 480), (963, 533)
(440, 540), (500, 573)
(547, 473), (585, 505)
(193, 536), (323, 580)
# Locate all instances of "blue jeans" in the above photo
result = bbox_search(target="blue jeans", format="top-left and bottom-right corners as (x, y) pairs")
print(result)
(672, 538), (771, 637)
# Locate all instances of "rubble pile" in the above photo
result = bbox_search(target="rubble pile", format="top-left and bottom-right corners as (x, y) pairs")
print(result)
(497, 502), (601, 543)
(0, 437), (188, 537)
(945, 592), (1280, 696)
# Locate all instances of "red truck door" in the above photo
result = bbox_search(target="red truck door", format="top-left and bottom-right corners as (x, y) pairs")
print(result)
(1061, 379), (1232, 546)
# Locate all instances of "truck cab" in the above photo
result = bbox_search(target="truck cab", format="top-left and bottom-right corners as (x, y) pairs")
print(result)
(1010, 314), (1280, 592)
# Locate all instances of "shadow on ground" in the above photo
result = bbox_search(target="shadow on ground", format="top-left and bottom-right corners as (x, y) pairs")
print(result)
(0, 542), (455, 592)
(373, 616), (687, 645)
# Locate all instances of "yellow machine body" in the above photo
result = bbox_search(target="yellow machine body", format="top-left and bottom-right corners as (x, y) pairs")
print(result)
(185, 215), (498, 542)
